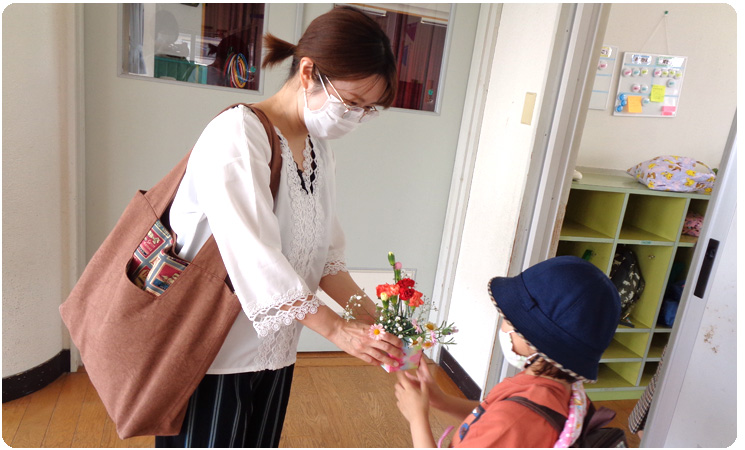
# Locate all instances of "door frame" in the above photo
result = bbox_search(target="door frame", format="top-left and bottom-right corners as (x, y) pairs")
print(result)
(485, 2), (611, 391)
(430, 2), (503, 360)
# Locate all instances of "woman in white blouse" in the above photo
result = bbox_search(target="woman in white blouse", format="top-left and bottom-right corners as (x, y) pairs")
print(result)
(157, 6), (403, 448)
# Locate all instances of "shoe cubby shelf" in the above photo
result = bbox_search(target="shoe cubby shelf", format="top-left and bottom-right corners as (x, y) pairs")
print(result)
(557, 168), (709, 401)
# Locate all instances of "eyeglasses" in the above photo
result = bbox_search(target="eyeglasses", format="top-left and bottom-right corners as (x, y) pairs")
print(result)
(318, 74), (379, 123)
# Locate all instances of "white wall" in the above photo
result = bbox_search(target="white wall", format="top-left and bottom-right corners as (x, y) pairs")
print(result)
(445, 4), (562, 389)
(2, 4), (80, 377)
(577, 3), (736, 171)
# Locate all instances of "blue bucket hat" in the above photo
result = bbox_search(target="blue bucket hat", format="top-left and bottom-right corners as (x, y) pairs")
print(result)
(488, 256), (621, 381)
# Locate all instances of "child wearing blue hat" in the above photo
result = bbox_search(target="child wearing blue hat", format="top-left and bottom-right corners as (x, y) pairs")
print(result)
(395, 256), (622, 447)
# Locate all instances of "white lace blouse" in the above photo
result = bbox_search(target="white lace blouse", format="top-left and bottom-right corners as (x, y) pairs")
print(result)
(169, 105), (348, 374)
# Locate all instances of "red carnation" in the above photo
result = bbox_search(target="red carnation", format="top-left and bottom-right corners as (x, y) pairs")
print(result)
(408, 291), (424, 308)
(399, 287), (415, 301)
(398, 278), (416, 289)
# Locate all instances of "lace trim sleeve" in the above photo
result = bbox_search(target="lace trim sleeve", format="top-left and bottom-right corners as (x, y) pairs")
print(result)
(323, 249), (348, 277)
(246, 288), (321, 337)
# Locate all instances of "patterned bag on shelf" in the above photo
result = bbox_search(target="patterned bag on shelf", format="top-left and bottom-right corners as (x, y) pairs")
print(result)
(682, 211), (704, 237)
(627, 155), (715, 194)
(610, 245), (645, 327)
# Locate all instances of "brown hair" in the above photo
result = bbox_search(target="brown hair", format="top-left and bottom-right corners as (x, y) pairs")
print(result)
(526, 356), (580, 384)
(262, 6), (397, 107)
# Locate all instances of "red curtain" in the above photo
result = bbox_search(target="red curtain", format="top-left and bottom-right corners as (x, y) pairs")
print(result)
(202, 3), (265, 90)
(371, 11), (447, 111)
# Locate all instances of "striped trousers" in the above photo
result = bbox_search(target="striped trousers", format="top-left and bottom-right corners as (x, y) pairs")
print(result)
(155, 365), (295, 448)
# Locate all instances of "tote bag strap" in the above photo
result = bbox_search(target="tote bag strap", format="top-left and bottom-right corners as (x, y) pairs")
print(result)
(245, 104), (282, 198)
(145, 103), (282, 215)
(189, 104), (283, 277)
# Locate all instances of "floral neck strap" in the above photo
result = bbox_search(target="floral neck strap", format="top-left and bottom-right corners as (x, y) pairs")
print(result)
(553, 381), (588, 448)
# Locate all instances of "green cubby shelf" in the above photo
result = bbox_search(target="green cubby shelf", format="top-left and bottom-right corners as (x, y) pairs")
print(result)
(687, 198), (710, 217)
(556, 241), (614, 274)
(624, 244), (674, 328)
(640, 361), (661, 386)
(562, 189), (625, 239)
(557, 167), (710, 400)
(647, 333), (670, 360)
(601, 335), (646, 362)
(621, 194), (687, 242)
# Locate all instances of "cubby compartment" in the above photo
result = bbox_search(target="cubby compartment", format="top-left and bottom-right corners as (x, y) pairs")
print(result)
(687, 198), (710, 217)
(602, 332), (648, 361)
(647, 333), (670, 359)
(619, 194), (687, 242)
(622, 244), (674, 328)
(594, 362), (641, 389)
(640, 360), (662, 386)
(670, 247), (695, 282)
(679, 198), (709, 246)
(561, 189), (624, 240)
(556, 241), (614, 274)
(655, 247), (694, 329)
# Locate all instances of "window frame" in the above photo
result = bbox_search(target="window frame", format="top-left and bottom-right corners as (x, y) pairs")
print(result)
(337, 3), (456, 115)
(117, 3), (270, 95)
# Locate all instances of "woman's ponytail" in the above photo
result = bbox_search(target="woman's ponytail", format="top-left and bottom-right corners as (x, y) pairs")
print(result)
(262, 33), (296, 69)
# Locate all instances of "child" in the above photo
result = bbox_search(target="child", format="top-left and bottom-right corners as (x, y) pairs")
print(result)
(395, 256), (622, 447)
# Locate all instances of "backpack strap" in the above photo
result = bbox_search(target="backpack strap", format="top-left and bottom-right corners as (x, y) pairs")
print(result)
(502, 396), (567, 432)
(504, 397), (619, 441)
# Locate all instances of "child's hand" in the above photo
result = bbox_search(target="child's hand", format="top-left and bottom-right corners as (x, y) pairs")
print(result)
(404, 360), (447, 410)
(395, 370), (430, 425)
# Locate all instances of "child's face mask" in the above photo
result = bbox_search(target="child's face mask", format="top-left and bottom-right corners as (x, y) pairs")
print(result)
(498, 329), (538, 370)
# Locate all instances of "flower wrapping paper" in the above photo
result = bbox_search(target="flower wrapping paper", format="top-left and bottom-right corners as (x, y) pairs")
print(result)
(382, 344), (423, 373)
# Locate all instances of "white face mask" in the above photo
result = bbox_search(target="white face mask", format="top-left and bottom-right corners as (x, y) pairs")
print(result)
(303, 85), (361, 140)
(498, 329), (539, 370)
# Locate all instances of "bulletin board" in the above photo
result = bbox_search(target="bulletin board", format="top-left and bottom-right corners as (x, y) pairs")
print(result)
(613, 52), (687, 118)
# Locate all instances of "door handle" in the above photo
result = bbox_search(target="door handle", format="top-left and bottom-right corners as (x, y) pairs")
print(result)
(694, 238), (719, 298)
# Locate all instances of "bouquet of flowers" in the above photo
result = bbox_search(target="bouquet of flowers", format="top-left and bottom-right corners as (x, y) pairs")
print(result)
(344, 252), (457, 372)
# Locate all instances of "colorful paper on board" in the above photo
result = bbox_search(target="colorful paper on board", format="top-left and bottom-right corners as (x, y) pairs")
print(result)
(627, 96), (643, 113)
(651, 85), (666, 103)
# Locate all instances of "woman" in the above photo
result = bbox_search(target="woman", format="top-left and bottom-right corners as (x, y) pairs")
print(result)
(156, 6), (402, 448)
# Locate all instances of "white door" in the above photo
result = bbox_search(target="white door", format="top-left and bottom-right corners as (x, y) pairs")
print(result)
(642, 115), (737, 447)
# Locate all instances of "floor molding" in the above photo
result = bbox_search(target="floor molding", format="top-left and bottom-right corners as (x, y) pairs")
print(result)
(2, 349), (70, 403)
(439, 348), (482, 401)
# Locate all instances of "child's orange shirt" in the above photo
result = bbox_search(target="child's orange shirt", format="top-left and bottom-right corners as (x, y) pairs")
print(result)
(450, 371), (571, 448)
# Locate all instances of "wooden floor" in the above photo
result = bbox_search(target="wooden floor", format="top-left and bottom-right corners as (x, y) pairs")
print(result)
(3, 352), (640, 448)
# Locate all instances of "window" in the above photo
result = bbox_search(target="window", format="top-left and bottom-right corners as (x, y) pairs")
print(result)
(122, 3), (265, 91)
(337, 3), (452, 112)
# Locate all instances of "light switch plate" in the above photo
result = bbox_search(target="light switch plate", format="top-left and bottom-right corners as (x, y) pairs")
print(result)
(521, 92), (537, 125)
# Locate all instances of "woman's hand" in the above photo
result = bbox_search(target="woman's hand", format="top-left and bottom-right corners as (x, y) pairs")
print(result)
(298, 303), (403, 366)
(329, 319), (404, 367)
